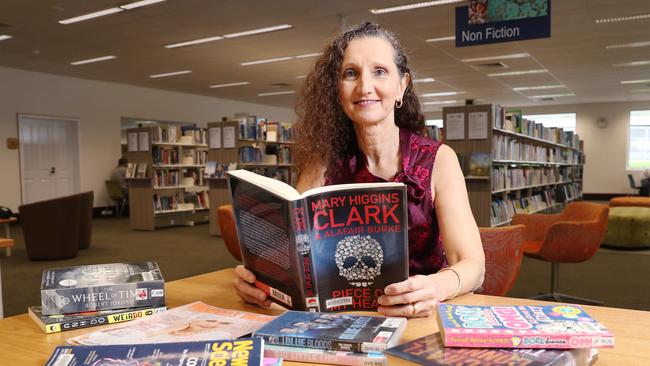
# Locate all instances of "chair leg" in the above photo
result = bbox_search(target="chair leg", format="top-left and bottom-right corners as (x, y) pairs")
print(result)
(530, 262), (604, 306)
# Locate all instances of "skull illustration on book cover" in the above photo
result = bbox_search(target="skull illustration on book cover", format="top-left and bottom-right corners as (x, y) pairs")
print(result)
(334, 235), (384, 287)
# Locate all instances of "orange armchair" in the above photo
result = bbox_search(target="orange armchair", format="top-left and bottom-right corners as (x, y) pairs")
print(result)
(512, 202), (609, 305)
(477, 225), (525, 296)
(216, 204), (242, 261)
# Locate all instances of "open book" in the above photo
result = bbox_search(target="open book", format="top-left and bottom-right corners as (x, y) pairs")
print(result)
(227, 169), (409, 312)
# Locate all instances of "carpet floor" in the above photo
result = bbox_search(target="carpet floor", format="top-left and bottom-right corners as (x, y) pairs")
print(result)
(2, 217), (649, 317)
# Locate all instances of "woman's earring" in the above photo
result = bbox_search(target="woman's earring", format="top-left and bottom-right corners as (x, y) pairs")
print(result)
(395, 99), (403, 109)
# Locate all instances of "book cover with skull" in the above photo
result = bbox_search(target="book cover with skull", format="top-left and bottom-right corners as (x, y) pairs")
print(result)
(436, 304), (614, 349)
(227, 169), (408, 313)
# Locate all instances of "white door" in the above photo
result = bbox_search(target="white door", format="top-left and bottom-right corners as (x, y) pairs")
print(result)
(18, 114), (80, 205)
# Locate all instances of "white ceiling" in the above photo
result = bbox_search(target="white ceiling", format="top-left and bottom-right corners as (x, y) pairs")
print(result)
(1, 0), (649, 112)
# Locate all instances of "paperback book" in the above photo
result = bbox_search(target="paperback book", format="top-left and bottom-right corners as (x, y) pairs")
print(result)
(45, 338), (264, 366)
(28, 305), (167, 334)
(40, 261), (165, 315)
(253, 310), (407, 354)
(386, 332), (599, 366)
(265, 345), (386, 366)
(436, 304), (614, 349)
(66, 301), (275, 346)
(227, 169), (408, 312)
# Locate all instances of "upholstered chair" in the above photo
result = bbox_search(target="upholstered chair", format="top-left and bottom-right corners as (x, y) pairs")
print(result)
(476, 225), (525, 296)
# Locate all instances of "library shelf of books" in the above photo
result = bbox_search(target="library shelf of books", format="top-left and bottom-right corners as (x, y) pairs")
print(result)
(205, 115), (295, 235)
(125, 125), (210, 231)
(442, 104), (584, 228)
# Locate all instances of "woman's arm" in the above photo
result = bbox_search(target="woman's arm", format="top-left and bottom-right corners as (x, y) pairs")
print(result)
(378, 144), (485, 317)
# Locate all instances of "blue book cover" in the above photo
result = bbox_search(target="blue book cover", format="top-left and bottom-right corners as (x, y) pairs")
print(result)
(228, 169), (408, 312)
(386, 332), (598, 366)
(44, 338), (264, 366)
(253, 310), (406, 353)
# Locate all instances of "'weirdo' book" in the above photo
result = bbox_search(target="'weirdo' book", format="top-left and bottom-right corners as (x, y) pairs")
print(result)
(436, 304), (614, 349)
(227, 169), (408, 312)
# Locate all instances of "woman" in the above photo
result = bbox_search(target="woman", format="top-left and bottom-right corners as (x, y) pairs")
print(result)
(234, 22), (485, 318)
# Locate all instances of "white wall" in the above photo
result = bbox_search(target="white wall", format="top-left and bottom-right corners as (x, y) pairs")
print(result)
(520, 101), (650, 195)
(0, 66), (295, 211)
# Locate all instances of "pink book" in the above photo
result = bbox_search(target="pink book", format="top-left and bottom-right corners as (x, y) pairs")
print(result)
(436, 304), (614, 349)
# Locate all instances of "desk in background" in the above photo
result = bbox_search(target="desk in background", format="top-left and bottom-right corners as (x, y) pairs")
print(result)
(0, 268), (648, 365)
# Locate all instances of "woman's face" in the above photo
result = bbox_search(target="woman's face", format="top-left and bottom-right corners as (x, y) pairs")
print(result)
(338, 36), (409, 127)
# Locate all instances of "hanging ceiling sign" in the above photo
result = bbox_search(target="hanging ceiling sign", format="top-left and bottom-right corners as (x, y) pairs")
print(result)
(456, 0), (551, 47)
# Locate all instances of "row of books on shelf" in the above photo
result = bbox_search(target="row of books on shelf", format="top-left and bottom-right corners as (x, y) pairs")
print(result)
(493, 107), (581, 149)
(153, 147), (208, 165)
(424, 125), (443, 141)
(154, 170), (206, 187)
(490, 184), (581, 225)
(492, 134), (582, 164)
(491, 166), (581, 191)
(150, 125), (208, 145)
(152, 191), (209, 212)
(235, 113), (294, 142)
(125, 162), (147, 178)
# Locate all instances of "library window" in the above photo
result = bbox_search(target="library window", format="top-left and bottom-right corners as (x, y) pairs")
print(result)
(426, 119), (443, 128)
(628, 110), (650, 170)
(523, 113), (576, 132)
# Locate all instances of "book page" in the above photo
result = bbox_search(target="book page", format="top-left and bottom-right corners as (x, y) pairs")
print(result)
(228, 169), (300, 201)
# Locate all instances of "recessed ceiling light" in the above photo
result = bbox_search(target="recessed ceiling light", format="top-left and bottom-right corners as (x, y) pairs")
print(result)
(513, 84), (565, 91)
(149, 70), (192, 78)
(0, 35), (12, 41)
(258, 91), (295, 97)
(528, 93), (575, 99)
(426, 36), (455, 43)
(165, 35), (224, 49)
(120, 0), (166, 10)
(241, 57), (294, 66)
(606, 41), (650, 49)
(295, 52), (321, 59)
(423, 100), (459, 105)
(70, 55), (116, 65)
(370, 0), (464, 14)
(223, 24), (293, 39)
(621, 79), (650, 84)
(241, 52), (320, 66)
(59, 7), (123, 24)
(420, 91), (463, 97)
(461, 53), (529, 63)
(413, 78), (435, 83)
(488, 69), (548, 77)
(209, 81), (250, 88)
(595, 13), (650, 24)
(613, 60), (650, 67)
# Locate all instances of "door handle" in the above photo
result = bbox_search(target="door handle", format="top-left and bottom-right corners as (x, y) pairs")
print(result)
(50, 166), (56, 174)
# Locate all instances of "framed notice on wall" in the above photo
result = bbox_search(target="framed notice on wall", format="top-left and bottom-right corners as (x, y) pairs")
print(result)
(138, 131), (150, 152)
(222, 126), (236, 148)
(127, 132), (138, 152)
(209, 127), (222, 149)
(445, 113), (466, 140)
(468, 112), (488, 139)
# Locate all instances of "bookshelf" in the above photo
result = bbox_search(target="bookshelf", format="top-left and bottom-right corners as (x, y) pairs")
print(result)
(442, 104), (584, 228)
(206, 118), (296, 235)
(126, 125), (210, 231)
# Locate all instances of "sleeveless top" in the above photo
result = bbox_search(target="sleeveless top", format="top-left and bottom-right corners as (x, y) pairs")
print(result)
(324, 128), (446, 276)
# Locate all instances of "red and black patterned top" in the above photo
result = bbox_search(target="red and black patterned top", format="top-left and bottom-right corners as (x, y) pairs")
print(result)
(324, 128), (446, 276)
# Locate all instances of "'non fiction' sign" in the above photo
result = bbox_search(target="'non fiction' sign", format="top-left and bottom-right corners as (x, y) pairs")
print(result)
(456, 0), (551, 47)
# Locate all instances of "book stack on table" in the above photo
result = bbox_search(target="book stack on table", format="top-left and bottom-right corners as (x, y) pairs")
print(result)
(29, 261), (167, 334)
(254, 310), (407, 365)
(385, 304), (613, 366)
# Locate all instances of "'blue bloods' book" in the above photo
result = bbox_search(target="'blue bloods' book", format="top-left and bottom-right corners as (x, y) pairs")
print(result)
(44, 338), (264, 366)
(227, 170), (408, 312)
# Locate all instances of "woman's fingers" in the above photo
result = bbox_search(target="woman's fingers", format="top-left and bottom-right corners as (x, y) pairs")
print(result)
(234, 265), (256, 283)
(378, 299), (438, 318)
(232, 266), (270, 307)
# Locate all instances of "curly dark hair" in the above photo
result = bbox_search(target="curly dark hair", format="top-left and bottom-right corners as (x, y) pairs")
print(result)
(294, 22), (425, 176)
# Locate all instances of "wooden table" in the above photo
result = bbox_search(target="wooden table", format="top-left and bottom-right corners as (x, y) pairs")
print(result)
(0, 268), (648, 365)
(0, 217), (16, 256)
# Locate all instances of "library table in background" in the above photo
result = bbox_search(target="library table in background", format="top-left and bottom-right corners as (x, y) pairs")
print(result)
(0, 268), (648, 365)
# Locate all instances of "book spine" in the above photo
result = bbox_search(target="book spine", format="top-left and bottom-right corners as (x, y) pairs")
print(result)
(264, 345), (386, 366)
(42, 306), (167, 334)
(260, 334), (367, 353)
(290, 200), (320, 312)
(441, 332), (614, 349)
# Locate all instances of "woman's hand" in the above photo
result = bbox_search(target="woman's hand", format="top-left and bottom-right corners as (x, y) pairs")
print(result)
(377, 274), (442, 318)
(233, 265), (272, 308)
